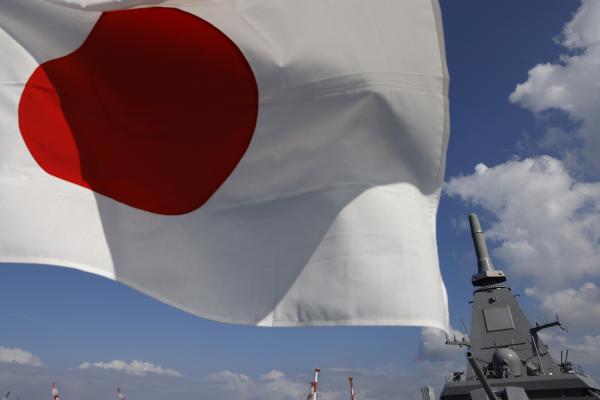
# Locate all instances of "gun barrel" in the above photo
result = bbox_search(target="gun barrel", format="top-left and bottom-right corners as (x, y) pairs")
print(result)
(467, 352), (500, 400)
(469, 214), (506, 286)
(469, 214), (494, 274)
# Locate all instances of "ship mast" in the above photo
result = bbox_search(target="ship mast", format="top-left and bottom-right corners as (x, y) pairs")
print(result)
(439, 213), (600, 400)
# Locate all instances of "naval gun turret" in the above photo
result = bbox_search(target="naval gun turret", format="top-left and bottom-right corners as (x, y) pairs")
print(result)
(440, 214), (600, 400)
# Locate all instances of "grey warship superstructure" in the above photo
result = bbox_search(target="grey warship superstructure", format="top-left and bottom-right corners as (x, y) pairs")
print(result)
(440, 214), (600, 400)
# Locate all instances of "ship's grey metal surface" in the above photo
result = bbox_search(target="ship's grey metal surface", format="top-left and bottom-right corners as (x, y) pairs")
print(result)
(470, 386), (529, 400)
(440, 214), (600, 400)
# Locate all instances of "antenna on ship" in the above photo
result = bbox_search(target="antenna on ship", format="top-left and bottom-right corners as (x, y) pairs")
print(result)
(348, 377), (357, 400)
(51, 383), (61, 400)
(306, 368), (320, 400)
(117, 388), (126, 400)
(2, 391), (10, 400)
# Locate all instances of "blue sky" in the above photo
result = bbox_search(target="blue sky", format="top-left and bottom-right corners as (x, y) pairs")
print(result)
(3, 1), (600, 399)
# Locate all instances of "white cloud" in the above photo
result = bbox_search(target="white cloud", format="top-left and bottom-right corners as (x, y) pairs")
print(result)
(0, 346), (42, 367)
(78, 359), (182, 377)
(560, 0), (600, 49)
(261, 371), (314, 400)
(414, 325), (466, 392)
(206, 370), (254, 393)
(446, 156), (600, 287)
(526, 282), (600, 329)
(417, 326), (466, 362)
(260, 370), (285, 381)
(541, 332), (600, 365)
(509, 0), (600, 170)
(538, 127), (574, 150)
(206, 369), (324, 400)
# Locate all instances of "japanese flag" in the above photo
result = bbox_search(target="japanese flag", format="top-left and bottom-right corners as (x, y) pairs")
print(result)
(0, 0), (449, 330)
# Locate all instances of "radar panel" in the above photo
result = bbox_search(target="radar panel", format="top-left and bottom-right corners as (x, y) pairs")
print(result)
(483, 306), (514, 332)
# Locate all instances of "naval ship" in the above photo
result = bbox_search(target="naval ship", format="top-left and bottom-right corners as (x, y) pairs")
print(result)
(439, 214), (600, 400)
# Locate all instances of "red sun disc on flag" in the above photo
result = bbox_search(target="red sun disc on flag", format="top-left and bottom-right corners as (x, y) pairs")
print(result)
(18, 7), (259, 215)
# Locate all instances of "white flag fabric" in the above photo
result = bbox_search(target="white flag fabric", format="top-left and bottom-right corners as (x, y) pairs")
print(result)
(0, 0), (449, 330)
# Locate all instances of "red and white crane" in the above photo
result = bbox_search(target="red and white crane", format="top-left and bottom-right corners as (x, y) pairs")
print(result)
(306, 368), (321, 400)
(348, 377), (357, 400)
(51, 383), (61, 400)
